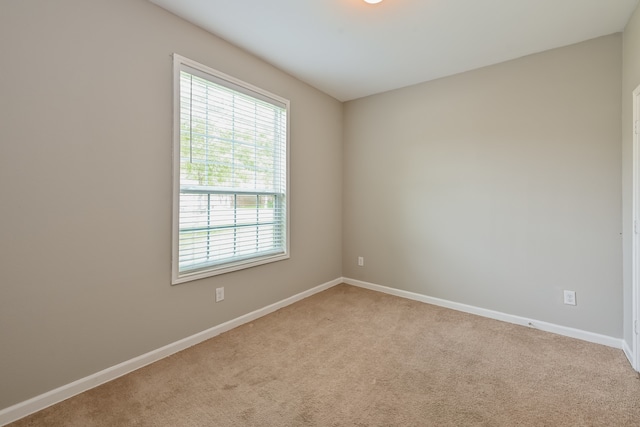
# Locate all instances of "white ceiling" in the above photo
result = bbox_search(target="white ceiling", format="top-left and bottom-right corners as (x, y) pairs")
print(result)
(150, 0), (639, 101)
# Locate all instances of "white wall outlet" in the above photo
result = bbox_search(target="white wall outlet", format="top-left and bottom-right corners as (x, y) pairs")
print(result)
(563, 290), (576, 306)
(216, 287), (224, 302)
(358, 256), (364, 267)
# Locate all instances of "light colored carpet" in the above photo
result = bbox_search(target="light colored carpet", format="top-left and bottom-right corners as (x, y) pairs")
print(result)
(9, 284), (640, 426)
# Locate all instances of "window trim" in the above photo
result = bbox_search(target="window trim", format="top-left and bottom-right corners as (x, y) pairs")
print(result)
(171, 54), (290, 285)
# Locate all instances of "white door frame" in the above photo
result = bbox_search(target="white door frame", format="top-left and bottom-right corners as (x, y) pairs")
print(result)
(632, 85), (640, 371)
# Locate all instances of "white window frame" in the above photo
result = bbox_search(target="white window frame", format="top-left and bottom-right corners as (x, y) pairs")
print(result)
(171, 54), (290, 285)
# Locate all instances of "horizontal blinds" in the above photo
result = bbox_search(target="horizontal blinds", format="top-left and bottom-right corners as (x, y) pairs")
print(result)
(177, 64), (287, 275)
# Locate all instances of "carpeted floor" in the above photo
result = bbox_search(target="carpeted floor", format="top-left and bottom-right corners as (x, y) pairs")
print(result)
(8, 284), (640, 426)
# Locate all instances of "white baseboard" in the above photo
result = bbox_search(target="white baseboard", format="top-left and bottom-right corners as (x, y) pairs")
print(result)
(0, 277), (343, 426)
(623, 340), (635, 369)
(343, 277), (624, 350)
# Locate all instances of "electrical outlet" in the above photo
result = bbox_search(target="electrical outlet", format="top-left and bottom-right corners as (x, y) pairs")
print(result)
(358, 256), (364, 267)
(563, 290), (576, 306)
(216, 287), (224, 302)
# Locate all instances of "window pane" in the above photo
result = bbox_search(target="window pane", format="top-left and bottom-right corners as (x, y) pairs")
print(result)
(173, 56), (288, 283)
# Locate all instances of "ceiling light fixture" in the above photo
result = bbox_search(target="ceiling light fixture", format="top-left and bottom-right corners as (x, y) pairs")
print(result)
(364, 0), (383, 4)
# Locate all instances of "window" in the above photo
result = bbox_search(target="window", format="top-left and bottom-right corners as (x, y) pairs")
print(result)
(172, 54), (289, 284)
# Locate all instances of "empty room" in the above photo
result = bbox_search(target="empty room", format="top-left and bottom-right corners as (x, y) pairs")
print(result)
(2, 0), (640, 425)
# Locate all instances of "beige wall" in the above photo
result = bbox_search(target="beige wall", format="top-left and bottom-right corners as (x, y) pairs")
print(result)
(622, 3), (640, 349)
(343, 35), (623, 337)
(0, 0), (343, 409)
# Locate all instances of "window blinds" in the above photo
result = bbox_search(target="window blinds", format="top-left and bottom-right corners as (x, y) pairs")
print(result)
(173, 55), (289, 283)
